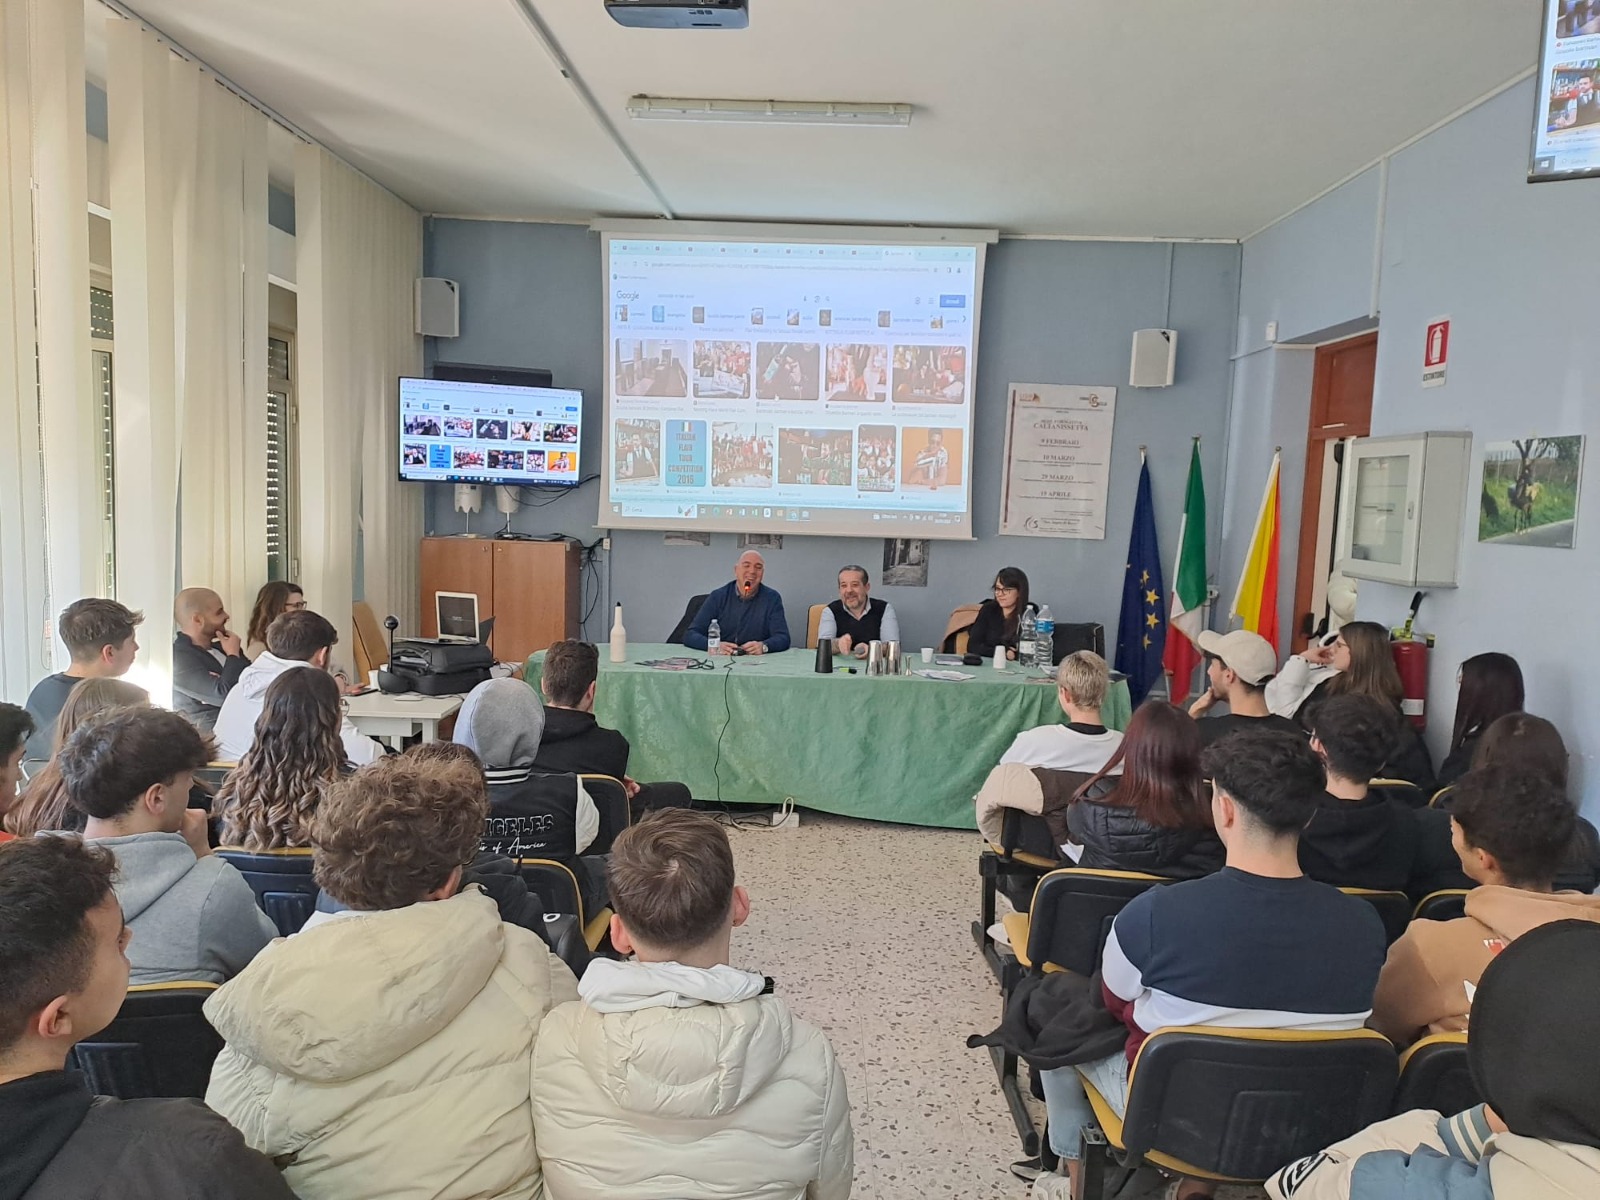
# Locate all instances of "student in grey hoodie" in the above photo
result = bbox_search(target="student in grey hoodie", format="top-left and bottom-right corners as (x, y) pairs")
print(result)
(57, 707), (276, 985)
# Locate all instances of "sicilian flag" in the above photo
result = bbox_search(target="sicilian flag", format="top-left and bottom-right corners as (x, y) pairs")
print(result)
(1113, 454), (1165, 705)
(1162, 441), (1207, 704)
(1231, 450), (1282, 649)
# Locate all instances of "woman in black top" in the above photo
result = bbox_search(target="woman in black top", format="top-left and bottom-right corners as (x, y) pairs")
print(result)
(1436, 652), (1524, 787)
(967, 566), (1034, 660)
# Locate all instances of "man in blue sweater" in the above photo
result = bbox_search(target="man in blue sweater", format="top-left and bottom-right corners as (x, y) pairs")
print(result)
(683, 552), (791, 655)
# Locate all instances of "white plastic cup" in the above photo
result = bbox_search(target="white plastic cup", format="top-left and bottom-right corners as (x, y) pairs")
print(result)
(920, 647), (933, 663)
(993, 646), (1007, 670)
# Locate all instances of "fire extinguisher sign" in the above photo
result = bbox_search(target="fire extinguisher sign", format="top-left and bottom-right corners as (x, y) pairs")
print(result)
(1422, 317), (1450, 389)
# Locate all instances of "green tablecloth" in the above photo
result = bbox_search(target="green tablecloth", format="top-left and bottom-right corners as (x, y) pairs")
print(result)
(527, 643), (1132, 829)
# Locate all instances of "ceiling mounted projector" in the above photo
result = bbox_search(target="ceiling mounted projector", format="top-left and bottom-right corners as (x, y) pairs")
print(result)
(604, 0), (748, 29)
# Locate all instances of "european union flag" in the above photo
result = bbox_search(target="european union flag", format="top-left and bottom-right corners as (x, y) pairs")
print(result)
(1114, 458), (1165, 705)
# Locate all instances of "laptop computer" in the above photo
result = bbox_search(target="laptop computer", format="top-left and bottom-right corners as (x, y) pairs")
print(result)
(413, 591), (495, 647)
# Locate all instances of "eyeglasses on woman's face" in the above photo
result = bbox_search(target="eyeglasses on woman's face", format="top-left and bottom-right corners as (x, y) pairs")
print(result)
(286, 596), (308, 611)
(993, 584), (1018, 596)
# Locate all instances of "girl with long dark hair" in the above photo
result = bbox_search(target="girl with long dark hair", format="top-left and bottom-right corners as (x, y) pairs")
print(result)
(5, 678), (150, 836)
(1298, 620), (1435, 791)
(216, 667), (347, 850)
(967, 566), (1034, 661)
(1437, 652), (1524, 786)
(1063, 701), (1221, 878)
(244, 580), (306, 662)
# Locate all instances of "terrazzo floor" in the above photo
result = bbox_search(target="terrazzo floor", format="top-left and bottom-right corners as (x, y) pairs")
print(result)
(722, 810), (1267, 1200)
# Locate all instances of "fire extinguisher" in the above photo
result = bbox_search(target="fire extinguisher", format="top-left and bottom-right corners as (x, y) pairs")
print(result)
(1390, 591), (1433, 732)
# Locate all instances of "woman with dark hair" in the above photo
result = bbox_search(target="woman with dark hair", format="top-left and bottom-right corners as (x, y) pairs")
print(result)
(1297, 620), (1436, 792)
(967, 566), (1035, 661)
(1063, 701), (1222, 879)
(1437, 652), (1525, 786)
(244, 580), (306, 662)
(4, 677), (150, 836)
(215, 667), (347, 850)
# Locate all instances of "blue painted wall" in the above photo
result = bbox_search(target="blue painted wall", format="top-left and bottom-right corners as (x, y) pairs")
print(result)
(421, 220), (1241, 655)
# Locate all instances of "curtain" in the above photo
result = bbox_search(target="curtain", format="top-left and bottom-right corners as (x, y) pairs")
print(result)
(296, 144), (422, 657)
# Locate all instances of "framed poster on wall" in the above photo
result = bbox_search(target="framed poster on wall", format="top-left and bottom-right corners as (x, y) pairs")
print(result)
(999, 383), (1117, 538)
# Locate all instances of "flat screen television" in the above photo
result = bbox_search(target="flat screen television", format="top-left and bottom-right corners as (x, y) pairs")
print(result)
(398, 376), (583, 486)
(1530, 0), (1600, 181)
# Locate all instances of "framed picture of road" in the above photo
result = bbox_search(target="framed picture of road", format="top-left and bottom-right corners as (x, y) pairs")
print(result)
(1478, 435), (1585, 548)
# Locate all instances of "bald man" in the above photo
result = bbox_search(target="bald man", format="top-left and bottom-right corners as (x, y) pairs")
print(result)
(171, 586), (249, 732)
(682, 551), (792, 655)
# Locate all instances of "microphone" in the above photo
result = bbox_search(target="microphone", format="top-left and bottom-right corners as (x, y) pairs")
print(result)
(740, 581), (753, 597)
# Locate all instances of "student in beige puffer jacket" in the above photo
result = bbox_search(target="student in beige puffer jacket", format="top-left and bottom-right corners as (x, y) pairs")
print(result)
(205, 753), (578, 1200)
(531, 809), (854, 1200)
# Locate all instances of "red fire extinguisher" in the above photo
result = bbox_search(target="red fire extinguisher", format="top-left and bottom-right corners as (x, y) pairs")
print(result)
(1390, 591), (1431, 732)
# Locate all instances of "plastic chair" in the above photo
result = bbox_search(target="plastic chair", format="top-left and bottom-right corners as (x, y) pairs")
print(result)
(69, 982), (223, 1099)
(216, 847), (319, 936)
(973, 807), (1063, 985)
(577, 773), (631, 854)
(1368, 777), (1427, 808)
(1339, 886), (1413, 944)
(1394, 1032), (1477, 1115)
(1413, 889), (1470, 922)
(805, 604), (825, 649)
(666, 594), (710, 645)
(1049, 621), (1106, 664)
(1429, 784), (1456, 809)
(517, 857), (613, 952)
(1078, 1026), (1398, 1195)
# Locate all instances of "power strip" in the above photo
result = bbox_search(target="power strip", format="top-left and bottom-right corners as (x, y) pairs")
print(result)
(769, 800), (799, 830)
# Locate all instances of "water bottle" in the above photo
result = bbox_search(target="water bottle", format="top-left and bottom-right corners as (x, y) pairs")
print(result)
(1017, 608), (1037, 668)
(1036, 604), (1055, 668)
(609, 603), (627, 663)
(707, 618), (721, 655)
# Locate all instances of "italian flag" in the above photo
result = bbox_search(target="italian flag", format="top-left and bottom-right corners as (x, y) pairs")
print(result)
(1231, 450), (1281, 649)
(1163, 442), (1207, 703)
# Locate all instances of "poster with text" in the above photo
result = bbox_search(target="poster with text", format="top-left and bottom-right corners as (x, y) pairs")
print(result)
(999, 383), (1117, 538)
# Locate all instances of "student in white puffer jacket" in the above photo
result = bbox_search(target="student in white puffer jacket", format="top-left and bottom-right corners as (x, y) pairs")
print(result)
(205, 753), (578, 1200)
(531, 809), (854, 1200)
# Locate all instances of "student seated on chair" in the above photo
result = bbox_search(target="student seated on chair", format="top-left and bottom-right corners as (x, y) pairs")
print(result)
(534, 639), (693, 812)
(59, 708), (275, 986)
(1000, 651), (1124, 772)
(1187, 629), (1304, 745)
(170, 587), (251, 735)
(22, 598), (144, 761)
(1370, 767), (1600, 1048)
(5, 679), (151, 838)
(1030, 729), (1387, 1198)
(0, 836), (297, 1200)
(204, 753), (578, 1200)
(531, 809), (853, 1199)
(1062, 700), (1221, 879)
(212, 609), (383, 766)
(0, 703), (34, 843)
(1268, 919), (1600, 1200)
(214, 667), (350, 850)
(454, 677), (610, 918)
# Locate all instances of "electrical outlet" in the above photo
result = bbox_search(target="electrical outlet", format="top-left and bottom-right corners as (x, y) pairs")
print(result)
(770, 809), (800, 830)
(602, 536), (611, 550)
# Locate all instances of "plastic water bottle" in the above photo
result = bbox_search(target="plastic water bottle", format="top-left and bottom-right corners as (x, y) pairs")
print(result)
(1018, 608), (1037, 668)
(707, 619), (721, 656)
(1036, 604), (1055, 668)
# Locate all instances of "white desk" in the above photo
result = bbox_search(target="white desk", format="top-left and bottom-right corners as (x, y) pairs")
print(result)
(343, 692), (463, 748)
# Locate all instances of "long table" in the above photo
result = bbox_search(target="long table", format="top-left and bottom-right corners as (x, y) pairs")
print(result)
(527, 643), (1132, 829)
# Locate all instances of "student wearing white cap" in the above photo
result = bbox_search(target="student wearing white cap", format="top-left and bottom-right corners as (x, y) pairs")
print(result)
(1188, 630), (1304, 747)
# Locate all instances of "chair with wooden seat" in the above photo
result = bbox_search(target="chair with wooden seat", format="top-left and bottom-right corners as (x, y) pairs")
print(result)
(941, 602), (982, 654)
(353, 600), (389, 684)
(1413, 888), (1471, 922)
(805, 604), (825, 649)
(216, 846), (319, 936)
(1339, 886), (1413, 944)
(578, 772), (631, 853)
(517, 858), (613, 953)
(1077, 1027), (1399, 1197)
(1368, 777), (1427, 808)
(69, 982), (223, 1099)
(1429, 784), (1457, 809)
(1394, 1031), (1477, 1115)
(666, 594), (710, 645)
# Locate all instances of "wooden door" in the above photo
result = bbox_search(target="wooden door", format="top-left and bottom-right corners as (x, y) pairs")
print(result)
(491, 541), (579, 664)
(1292, 332), (1376, 652)
(418, 538), (494, 638)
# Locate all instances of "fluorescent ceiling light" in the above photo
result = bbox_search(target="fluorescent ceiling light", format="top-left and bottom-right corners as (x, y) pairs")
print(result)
(626, 96), (913, 127)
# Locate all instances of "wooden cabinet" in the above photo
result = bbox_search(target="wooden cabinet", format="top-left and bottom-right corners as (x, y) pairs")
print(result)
(419, 537), (580, 664)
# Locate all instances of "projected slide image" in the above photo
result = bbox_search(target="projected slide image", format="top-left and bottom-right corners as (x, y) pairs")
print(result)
(778, 428), (854, 486)
(666, 420), (708, 488)
(544, 423), (579, 443)
(902, 427), (963, 491)
(712, 423), (775, 488)
(893, 346), (967, 404)
(548, 450), (577, 475)
(487, 449), (523, 472)
(755, 343), (820, 401)
(825, 344), (888, 402)
(476, 418), (508, 441)
(693, 341), (752, 399)
(1548, 62), (1600, 132)
(404, 415), (442, 437)
(443, 416), (475, 438)
(615, 339), (689, 397)
(1557, 4), (1600, 37)
(403, 443), (429, 467)
(453, 447), (486, 469)
(615, 418), (662, 484)
(857, 425), (897, 493)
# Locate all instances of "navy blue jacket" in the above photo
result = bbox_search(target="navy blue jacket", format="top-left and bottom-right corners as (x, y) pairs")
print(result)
(683, 581), (791, 652)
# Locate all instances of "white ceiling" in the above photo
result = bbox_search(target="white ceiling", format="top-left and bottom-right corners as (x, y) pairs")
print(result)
(110, 0), (1538, 239)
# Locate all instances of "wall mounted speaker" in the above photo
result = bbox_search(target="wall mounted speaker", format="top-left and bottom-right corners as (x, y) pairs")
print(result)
(415, 277), (460, 338)
(1129, 328), (1176, 388)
